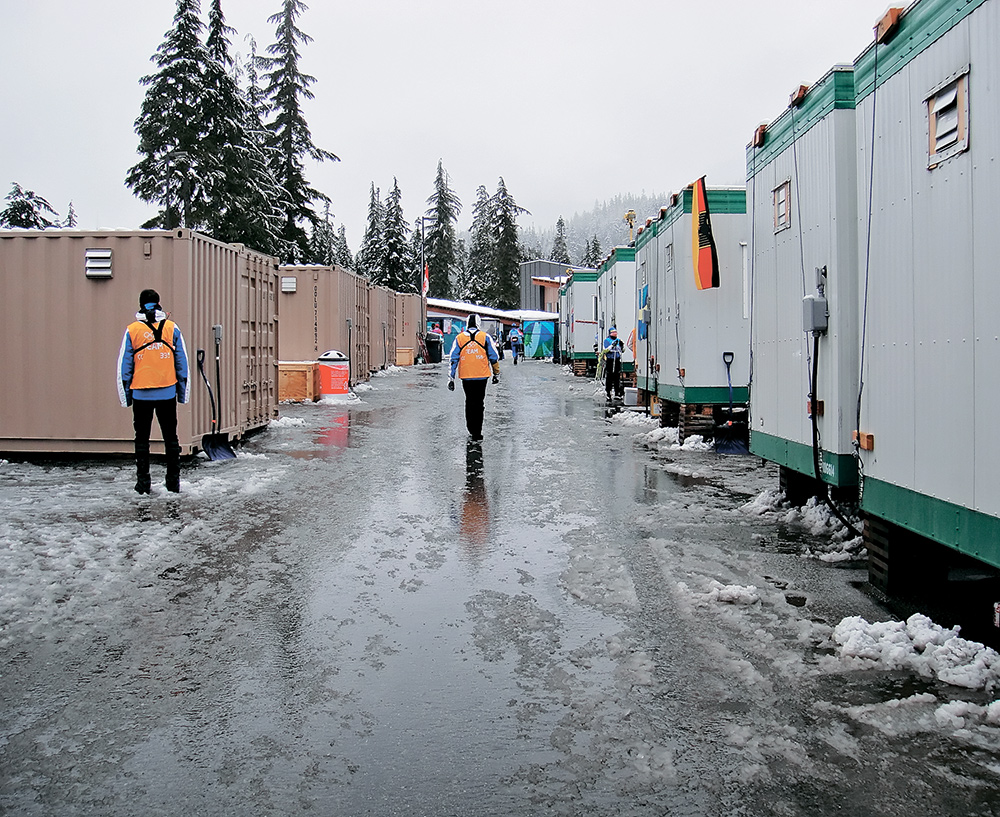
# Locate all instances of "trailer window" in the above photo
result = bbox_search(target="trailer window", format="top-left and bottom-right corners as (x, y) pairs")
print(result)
(773, 181), (791, 232)
(926, 68), (969, 168)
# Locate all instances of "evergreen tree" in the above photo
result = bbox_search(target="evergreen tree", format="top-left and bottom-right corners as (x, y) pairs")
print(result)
(460, 185), (494, 306)
(63, 201), (78, 228)
(333, 224), (353, 269)
(409, 218), (424, 294)
(424, 159), (461, 299)
(0, 183), (59, 229)
(203, 0), (287, 256)
(308, 201), (336, 264)
(261, 0), (339, 262)
(580, 234), (602, 268)
(489, 177), (528, 309)
(355, 184), (385, 280)
(126, 0), (212, 230)
(550, 215), (571, 264)
(382, 178), (413, 292)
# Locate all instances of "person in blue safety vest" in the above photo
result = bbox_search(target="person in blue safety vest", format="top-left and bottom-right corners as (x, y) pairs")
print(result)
(117, 288), (189, 494)
(508, 323), (523, 365)
(447, 314), (500, 441)
(603, 326), (625, 402)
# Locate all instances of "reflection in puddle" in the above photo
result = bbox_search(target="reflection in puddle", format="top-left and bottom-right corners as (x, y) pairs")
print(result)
(459, 440), (492, 557)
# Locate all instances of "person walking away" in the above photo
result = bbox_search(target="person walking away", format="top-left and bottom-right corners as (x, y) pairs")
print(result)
(603, 326), (625, 402)
(448, 314), (500, 441)
(117, 289), (189, 493)
(508, 324), (523, 365)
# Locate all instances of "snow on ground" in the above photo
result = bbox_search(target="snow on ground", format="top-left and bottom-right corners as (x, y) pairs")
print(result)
(743, 489), (864, 562)
(372, 365), (406, 377)
(833, 613), (1000, 691)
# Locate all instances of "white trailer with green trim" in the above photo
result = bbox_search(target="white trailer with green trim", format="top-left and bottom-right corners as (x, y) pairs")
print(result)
(853, 0), (1000, 578)
(646, 185), (749, 437)
(746, 65), (860, 499)
(596, 247), (637, 373)
(565, 268), (599, 373)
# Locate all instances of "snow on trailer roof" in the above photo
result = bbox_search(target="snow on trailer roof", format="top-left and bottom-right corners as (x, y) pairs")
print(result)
(426, 298), (556, 323)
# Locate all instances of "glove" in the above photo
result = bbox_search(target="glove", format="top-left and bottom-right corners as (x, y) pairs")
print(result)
(491, 375), (499, 385)
(447, 379), (455, 391)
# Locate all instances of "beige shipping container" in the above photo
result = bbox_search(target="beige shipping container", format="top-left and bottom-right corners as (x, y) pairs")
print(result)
(277, 264), (374, 385)
(368, 285), (397, 372)
(0, 229), (279, 456)
(395, 292), (422, 363)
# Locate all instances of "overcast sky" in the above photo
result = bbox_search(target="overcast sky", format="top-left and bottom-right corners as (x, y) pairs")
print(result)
(1, 0), (890, 247)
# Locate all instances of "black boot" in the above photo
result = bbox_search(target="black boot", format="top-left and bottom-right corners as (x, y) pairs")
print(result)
(165, 440), (181, 493)
(135, 443), (151, 494)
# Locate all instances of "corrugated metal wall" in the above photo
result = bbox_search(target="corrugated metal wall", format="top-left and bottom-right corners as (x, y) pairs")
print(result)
(649, 189), (749, 402)
(747, 66), (859, 485)
(0, 229), (278, 455)
(856, 0), (1000, 518)
(368, 285), (396, 372)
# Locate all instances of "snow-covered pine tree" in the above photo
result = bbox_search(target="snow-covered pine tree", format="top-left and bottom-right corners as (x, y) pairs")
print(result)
(459, 185), (494, 305)
(580, 234), (602, 268)
(261, 0), (338, 263)
(489, 177), (528, 309)
(550, 216), (571, 264)
(333, 225), (353, 270)
(63, 201), (78, 228)
(424, 160), (461, 300)
(382, 178), (413, 292)
(308, 202), (336, 264)
(0, 183), (59, 229)
(355, 184), (385, 281)
(409, 218), (424, 293)
(126, 0), (213, 230)
(203, 0), (287, 256)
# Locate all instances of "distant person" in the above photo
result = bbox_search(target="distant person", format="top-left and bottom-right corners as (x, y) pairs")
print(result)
(117, 288), (189, 494)
(448, 314), (500, 441)
(508, 324), (523, 365)
(603, 326), (625, 401)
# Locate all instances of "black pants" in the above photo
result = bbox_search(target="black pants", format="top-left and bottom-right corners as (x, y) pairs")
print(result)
(132, 399), (180, 488)
(605, 357), (622, 398)
(461, 379), (488, 439)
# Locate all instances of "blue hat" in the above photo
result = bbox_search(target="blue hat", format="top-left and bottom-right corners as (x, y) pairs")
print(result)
(609, 326), (617, 333)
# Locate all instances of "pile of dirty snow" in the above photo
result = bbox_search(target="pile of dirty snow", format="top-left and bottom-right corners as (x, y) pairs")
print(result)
(834, 613), (1000, 691)
(743, 489), (863, 561)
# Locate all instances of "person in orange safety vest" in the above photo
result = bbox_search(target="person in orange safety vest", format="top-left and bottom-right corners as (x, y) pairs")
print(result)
(447, 314), (500, 441)
(117, 288), (189, 494)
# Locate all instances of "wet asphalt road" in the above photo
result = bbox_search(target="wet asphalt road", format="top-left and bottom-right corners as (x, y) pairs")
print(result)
(1, 360), (998, 816)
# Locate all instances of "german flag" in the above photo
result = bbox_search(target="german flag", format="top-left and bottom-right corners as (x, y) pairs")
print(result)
(691, 176), (719, 290)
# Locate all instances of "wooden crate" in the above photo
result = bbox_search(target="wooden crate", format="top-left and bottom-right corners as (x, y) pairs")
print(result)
(572, 360), (589, 376)
(278, 362), (320, 402)
(396, 347), (414, 366)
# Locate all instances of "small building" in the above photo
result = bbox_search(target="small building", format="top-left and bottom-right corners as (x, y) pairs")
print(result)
(747, 66), (860, 497)
(519, 259), (572, 312)
(0, 229), (278, 456)
(643, 184), (749, 439)
(596, 247), (637, 377)
(562, 268), (599, 375)
(852, 0), (1000, 579)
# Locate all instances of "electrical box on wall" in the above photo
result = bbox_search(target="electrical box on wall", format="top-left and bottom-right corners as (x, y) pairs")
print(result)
(803, 293), (828, 333)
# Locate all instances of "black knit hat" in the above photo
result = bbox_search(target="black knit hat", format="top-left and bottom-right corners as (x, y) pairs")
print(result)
(139, 289), (160, 308)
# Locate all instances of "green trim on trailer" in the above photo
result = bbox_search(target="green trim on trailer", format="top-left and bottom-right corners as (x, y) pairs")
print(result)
(657, 383), (750, 405)
(749, 430), (858, 488)
(658, 187), (748, 231)
(569, 271), (599, 283)
(622, 362), (635, 373)
(599, 247), (637, 273)
(571, 351), (597, 360)
(862, 477), (1000, 571)
(854, 0), (990, 102)
(635, 220), (659, 250)
(746, 66), (855, 179)
(637, 376), (655, 392)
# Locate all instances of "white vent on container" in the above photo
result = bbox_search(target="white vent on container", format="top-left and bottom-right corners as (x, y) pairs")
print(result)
(84, 248), (113, 278)
(281, 276), (297, 293)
